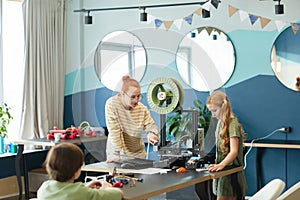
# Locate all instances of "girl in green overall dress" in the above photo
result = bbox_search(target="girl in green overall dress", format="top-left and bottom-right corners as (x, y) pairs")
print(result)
(206, 91), (247, 200)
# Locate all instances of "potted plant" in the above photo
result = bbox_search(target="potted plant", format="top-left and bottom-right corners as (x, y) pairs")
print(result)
(166, 99), (211, 148)
(193, 99), (211, 133)
(0, 103), (13, 153)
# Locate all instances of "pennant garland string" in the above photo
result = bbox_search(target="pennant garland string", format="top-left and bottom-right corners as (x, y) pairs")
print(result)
(151, 0), (215, 31)
(148, 1), (299, 35)
(228, 5), (298, 34)
(195, 27), (221, 36)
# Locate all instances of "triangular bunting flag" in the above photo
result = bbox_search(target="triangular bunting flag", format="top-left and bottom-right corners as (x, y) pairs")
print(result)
(274, 20), (289, 32)
(291, 23), (300, 35)
(184, 14), (193, 25)
(215, 29), (222, 35)
(163, 21), (174, 31)
(197, 27), (205, 33)
(259, 17), (271, 29)
(249, 14), (258, 25)
(149, 3), (299, 32)
(239, 10), (248, 22)
(154, 19), (163, 29)
(173, 19), (183, 30)
(201, 1), (211, 11)
(147, 14), (155, 24)
(228, 5), (239, 17)
(194, 7), (202, 16)
(206, 27), (214, 35)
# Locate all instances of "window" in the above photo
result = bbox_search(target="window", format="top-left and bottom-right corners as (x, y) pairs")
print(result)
(94, 31), (147, 91)
(100, 42), (146, 90)
(2, 0), (24, 140)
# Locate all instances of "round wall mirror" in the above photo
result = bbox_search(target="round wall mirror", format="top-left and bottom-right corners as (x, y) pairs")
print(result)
(176, 27), (236, 92)
(271, 26), (300, 91)
(94, 31), (147, 91)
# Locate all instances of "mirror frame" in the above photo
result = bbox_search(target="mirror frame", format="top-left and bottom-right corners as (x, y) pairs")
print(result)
(176, 26), (236, 92)
(271, 26), (300, 92)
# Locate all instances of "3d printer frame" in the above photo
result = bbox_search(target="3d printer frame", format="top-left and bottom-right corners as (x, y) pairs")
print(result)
(160, 109), (199, 148)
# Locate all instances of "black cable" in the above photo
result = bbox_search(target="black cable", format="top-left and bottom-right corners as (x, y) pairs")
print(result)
(244, 128), (282, 170)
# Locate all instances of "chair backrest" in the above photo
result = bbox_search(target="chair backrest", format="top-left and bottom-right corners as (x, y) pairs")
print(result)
(249, 178), (285, 200)
(277, 181), (300, 200)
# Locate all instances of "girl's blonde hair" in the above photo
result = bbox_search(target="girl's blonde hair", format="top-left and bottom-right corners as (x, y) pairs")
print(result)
(206, 91), (245, 155)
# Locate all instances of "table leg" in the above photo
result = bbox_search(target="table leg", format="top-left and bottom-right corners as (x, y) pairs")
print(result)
(15, 144), (24, 200)
(24, 152), (29, 200)
(256, 148), (264, 191)
(207, 180), (216, 200)
(195, 180), (216, 200)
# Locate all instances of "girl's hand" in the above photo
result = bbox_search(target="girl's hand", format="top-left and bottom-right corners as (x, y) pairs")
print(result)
(208, 163), (226, 172)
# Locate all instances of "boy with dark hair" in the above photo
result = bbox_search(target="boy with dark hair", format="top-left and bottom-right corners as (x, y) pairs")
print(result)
(37, 142), (123, 200)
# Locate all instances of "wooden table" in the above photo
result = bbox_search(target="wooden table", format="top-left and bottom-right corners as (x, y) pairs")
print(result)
(82, 161), (243, 200)
(14, 135), (107, 200)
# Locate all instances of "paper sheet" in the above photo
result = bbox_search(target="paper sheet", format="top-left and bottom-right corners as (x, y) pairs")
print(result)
(131, 167), (171, 174)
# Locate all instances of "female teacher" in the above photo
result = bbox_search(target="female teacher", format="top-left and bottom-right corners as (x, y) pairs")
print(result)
(105, 75), (159, 162)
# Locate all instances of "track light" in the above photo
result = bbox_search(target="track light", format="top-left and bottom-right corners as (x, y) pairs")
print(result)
(85, 11), (93, 24)
(202, 9), (210, 18)
(275, 0), (284, 15)
(140, 7), (147, 22)
(191, 32), (196, 38)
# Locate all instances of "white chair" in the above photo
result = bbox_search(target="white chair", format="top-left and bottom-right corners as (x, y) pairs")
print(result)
(277, 181), (300, 200)
(248, 178), (285, 200)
